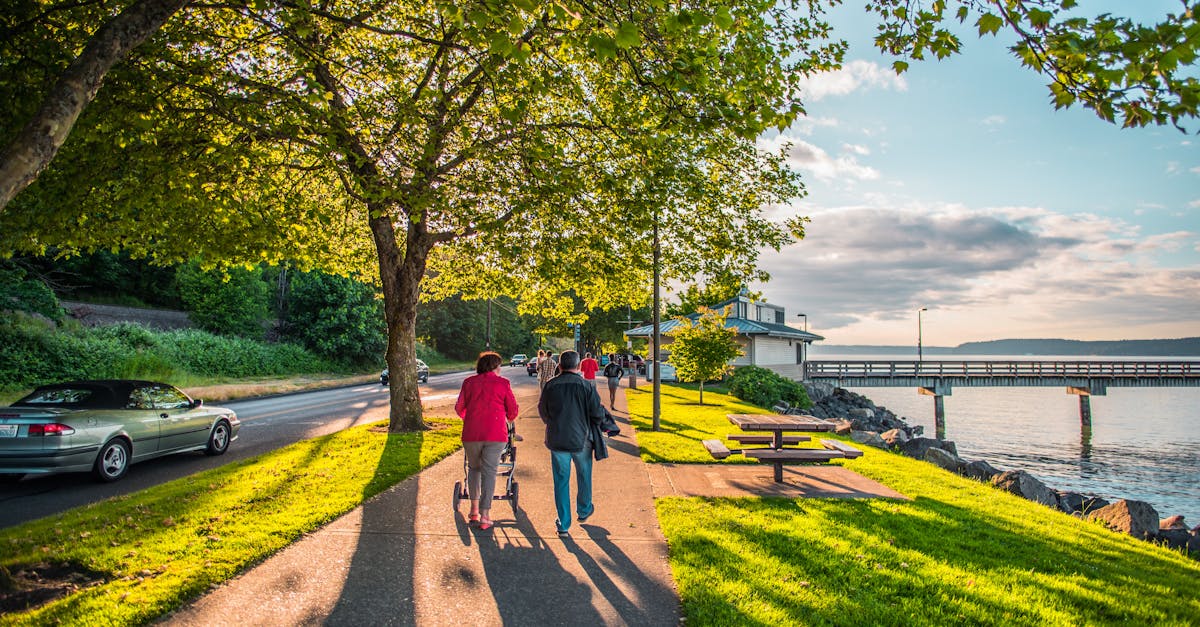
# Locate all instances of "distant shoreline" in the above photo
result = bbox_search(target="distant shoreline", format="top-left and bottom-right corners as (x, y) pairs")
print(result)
(809, 337), (1200, 357)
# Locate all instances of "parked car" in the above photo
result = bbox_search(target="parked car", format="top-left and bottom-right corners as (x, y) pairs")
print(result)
(381, 359), (430, 385)
(0, 380), (240, 482)
(510, 353), (528, 367)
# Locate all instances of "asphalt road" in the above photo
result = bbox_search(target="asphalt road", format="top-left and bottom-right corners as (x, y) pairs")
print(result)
(0, 366), (545, 529)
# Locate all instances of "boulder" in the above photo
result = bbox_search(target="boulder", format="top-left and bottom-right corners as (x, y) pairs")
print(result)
(832, 420), (853, 436)
(925, 447), (964, 473)
(848, 407), (875, 420)
(992, 470), (1058, 507)
(850, 430), (889, 450)
(962, 459), (1000, 482)
(1188, 532), (1200, 555)
(1088, 500), (1160, 540)
(1057, 493), (1110, 516)
(900, 437), (957, 460)
(880, 428), (910, 448)
(1156, 529), (1190, 551)
(1160, 515), (1187, 531)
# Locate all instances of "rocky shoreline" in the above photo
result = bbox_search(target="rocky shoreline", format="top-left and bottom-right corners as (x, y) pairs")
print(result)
(803, 382), (1200, 557)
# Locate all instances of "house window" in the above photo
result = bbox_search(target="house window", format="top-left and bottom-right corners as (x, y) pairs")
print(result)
(775, 310), (785, 324)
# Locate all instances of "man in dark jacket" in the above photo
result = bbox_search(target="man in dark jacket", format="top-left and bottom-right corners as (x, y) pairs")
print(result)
(538, 349), (606, 536)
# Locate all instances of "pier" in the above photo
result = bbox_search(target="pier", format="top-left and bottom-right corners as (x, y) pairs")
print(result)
(804, 360), (1200, 438)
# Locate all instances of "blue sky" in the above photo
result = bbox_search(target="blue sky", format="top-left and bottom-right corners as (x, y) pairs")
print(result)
(753, 1), (1199, 346)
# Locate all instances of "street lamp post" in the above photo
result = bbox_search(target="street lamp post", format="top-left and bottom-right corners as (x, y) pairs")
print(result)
(486, 300), (492, 351)
(918, 307), (928, 363)
(796, 313), (807, 379)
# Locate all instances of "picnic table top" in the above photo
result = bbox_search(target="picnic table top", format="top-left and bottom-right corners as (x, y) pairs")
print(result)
(726, 413), (837, 432)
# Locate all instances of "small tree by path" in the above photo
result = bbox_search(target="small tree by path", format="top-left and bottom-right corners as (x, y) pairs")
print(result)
(667, 307), (741, 405)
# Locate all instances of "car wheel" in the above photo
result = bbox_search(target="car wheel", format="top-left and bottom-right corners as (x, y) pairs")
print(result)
(205, 419), (232, 456)
(93, 438), (131, 483)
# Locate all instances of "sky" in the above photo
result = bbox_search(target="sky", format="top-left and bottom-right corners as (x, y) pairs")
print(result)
(750, 2), (1200, 347)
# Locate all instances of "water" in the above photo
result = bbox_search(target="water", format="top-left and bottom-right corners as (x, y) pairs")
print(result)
(821, 356), (1200, 525)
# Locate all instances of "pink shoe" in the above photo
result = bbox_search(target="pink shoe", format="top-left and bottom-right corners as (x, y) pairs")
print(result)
(478, 517), (493, 531)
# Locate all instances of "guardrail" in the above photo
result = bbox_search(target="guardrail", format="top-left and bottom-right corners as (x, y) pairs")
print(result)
(805, 360), (1200, 379)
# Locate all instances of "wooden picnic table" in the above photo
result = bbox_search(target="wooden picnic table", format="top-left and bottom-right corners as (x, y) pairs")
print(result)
(725, 413), (842, 482)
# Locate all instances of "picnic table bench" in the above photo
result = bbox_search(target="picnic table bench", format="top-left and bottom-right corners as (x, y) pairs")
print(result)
(719, 413), (861, 482)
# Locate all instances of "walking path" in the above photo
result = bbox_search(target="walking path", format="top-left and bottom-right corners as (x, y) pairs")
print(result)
(165, 381), (681, 626)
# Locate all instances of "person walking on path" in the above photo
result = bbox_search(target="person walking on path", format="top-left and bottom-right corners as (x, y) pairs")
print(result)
(579, 352), (599, 386)
(537, 350), (558, 389)
(602, 354), (624, 408)
(455, 351), (519, 531)
(538, 350), (606, 536)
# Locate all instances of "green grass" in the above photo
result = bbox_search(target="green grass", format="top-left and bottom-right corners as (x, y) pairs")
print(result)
(0, 418), (463, 626)
(626, 384), (1200, 625)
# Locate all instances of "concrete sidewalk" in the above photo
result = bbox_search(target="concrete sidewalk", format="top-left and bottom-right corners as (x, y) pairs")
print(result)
(164, 380), (680, 626)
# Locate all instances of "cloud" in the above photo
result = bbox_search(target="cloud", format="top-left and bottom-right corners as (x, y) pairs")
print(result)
(841, 143), (870, 156)
(1190, 200), (1200, 208)
(1190, 166), (1200, 174)
(982, 115), (1006, 126)
(754, 203), (1200, 344)
(760, 136), (879, 183)
(797, 60), (907, 102)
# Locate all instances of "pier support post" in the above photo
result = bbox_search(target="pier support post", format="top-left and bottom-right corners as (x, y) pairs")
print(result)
(1067, 386), (1102, 429)
(918, 386), (950, 439)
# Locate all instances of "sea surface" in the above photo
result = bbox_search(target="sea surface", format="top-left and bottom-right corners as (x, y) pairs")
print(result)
(816, 354), (1200, 525)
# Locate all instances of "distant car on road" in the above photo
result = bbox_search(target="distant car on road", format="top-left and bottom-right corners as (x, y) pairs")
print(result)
(381, 359), (430, 385)
(526, 359), (538, 377)
(0, 380), (239, 482)
(510, 353), (528, 367)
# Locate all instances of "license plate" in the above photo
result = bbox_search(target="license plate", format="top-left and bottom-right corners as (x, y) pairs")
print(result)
(0, 424), (17, 438)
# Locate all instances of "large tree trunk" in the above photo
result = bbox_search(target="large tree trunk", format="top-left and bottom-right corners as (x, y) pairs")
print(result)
(0, 0), (190, 210)
(371, 207), (433, 432)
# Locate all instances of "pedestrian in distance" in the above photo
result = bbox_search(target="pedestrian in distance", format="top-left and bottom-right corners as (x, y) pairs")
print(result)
(537, 350), (558, 389)
(602, 354), (624, 408)
(580, 352), (599, 387)
(454, 351), (519, 531)
(538, 350), (606, 536)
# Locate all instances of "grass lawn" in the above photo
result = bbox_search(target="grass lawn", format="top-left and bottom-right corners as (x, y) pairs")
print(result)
(625, 385), (1200, 625)
(0, 417), (462, 626)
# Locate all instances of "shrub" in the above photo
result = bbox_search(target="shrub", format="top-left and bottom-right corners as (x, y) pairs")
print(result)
(726, 365), (812, 410)
(281, 271), (385, 365)
(0, 265), (63, 322)
(176, 262), (270, 339)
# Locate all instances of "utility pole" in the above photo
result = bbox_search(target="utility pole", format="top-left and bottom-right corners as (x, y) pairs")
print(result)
(486, 300), (492, 351)
(652, 212), (661, 431)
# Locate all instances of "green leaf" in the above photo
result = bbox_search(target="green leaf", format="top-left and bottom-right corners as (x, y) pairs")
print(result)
(615, 22), (641, 49)
(977, 13), (1004, 36)
(892, 60), (909, 74)
(1027, 9), (1053, 29)
(713, 7), (734, 30)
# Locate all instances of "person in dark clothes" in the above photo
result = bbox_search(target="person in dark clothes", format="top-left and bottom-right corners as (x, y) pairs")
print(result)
(538, 350), (606, 536)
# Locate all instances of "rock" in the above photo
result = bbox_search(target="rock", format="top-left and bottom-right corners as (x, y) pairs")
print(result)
(925, 447), (963, 473)
(900, 437), (957, 460)
(1156, 529), (1190, 550)
(992, 470), (1058, 507)
(848, 407), (875, 420)
(1057, 491), (1086, 514)
(962, 459), (1000, 482)
(1160, 515), (1187, 531)
(850, 430), (888, 449)
(832, 420), (853, 436)
(1188, 533), (1200, 555)
(1088, 500), (1160, 540)
(880, 428), (909, 448)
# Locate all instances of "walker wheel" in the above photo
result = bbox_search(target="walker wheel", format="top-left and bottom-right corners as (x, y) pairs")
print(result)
(452, 480), (463, 511)
(510, 481), (519, 511)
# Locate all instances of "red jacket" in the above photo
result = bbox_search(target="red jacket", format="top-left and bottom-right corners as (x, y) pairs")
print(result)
(580, 357), (599, 380)
(455, 371), (519, 442)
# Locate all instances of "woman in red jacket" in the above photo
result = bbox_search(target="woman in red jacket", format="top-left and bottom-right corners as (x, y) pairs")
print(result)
(455, 351), (519, 530)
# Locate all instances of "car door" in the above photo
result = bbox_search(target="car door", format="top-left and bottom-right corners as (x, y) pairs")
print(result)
(142, 384), (211, 452)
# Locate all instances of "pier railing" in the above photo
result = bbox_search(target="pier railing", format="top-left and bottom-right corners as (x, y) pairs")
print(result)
(805, 360), (1199, 380)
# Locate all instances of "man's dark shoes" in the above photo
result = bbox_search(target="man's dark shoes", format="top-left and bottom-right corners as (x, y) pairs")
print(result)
(555, 519), (569, 536)
(578, 506), (594, 523)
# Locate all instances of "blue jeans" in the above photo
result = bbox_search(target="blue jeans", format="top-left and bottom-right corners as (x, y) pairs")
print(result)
(550, 445), (594, 532)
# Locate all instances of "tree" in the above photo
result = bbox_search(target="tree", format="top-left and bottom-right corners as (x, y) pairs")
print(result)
(3, 1), (1198, 435)
(0, 0), (190, 209)
(666, 307), (742, 405)
(282, 270), (385, 365)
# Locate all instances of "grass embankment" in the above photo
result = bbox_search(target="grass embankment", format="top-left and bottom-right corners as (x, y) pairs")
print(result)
(0, 418), (463, 626)
(624, 385), (1200, 625)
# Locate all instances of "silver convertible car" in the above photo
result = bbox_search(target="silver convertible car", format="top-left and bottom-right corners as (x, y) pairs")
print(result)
(0, 380), (240, 482)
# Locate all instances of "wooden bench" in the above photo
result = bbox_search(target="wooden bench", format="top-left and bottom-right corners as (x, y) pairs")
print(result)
(726, 434), (811, 445)
(702, 439), (733, 460)
(819, 439), (864, 459)
(741, 448), (845, 482)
